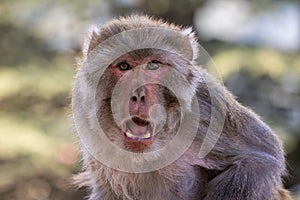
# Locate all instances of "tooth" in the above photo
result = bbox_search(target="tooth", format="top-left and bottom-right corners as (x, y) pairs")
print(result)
(143, 132), (151, 139)
(126, 131), (135, 138)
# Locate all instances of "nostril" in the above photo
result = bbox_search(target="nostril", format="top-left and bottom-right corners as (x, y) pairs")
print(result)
(140, 96), (145, 102)
(132, 96), (138, 102)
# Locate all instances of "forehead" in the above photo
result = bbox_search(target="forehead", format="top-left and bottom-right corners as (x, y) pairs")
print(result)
(127, 49), (171, 60)
(127, 49), (154, 59)
(112, 49), (168, 63)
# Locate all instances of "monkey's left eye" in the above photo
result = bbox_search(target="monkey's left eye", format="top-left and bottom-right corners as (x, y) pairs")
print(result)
(117, 61), (132, 71)
(147, 60), (161, 70)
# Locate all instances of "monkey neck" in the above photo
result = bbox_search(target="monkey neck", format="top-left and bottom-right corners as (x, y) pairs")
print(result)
(84, 156), (204, 200)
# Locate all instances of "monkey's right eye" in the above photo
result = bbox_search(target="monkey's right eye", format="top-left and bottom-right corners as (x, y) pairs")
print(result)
(117, 61), (132, 71)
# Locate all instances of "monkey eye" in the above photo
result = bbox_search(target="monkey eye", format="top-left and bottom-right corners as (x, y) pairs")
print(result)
(117, 61), (132, 71)
(147, 60), (161, 70)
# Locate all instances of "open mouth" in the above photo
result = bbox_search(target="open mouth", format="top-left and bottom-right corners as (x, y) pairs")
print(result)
(122, 116), (155, 141)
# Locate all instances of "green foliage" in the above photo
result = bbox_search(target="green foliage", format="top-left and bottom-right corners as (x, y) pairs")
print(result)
(212, 48), (300, 79)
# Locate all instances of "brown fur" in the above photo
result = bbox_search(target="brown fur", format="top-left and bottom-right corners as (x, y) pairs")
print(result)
(73, 15), (292, 200)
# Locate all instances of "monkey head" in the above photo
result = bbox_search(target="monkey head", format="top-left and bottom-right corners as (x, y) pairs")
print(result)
(73, 16), (202, 157)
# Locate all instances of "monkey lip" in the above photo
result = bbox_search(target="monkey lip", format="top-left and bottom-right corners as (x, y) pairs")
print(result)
(122, 116), (155, 141)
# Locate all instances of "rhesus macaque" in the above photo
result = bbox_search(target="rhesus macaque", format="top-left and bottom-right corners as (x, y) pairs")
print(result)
(72, 15), (292, 200)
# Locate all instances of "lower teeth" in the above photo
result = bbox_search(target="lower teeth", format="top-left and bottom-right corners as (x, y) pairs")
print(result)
(125, 131), (151, 139)
(143, 132), (151, 139)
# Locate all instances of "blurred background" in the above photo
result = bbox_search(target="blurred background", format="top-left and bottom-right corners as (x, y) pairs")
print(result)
(0, 0), (299, 199)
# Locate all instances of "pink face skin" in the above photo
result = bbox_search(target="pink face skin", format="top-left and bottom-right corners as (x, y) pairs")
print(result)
(109, 53), (171, 118)
(107, 53), (171, 152)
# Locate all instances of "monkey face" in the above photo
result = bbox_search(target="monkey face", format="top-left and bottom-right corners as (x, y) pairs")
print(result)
(95, 49), (195, 153)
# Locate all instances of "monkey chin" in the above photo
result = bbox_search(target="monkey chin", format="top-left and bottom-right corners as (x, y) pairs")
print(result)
(121, 116), (156, 152)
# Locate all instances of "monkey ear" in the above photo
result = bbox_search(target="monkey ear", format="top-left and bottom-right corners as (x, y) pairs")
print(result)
(82, 25), (101, 61)
(181, 27), (199, 62)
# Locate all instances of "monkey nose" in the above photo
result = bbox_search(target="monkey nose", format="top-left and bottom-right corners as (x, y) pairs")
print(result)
(131, 88), (146, 103)
(131, 94), (145, 102)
